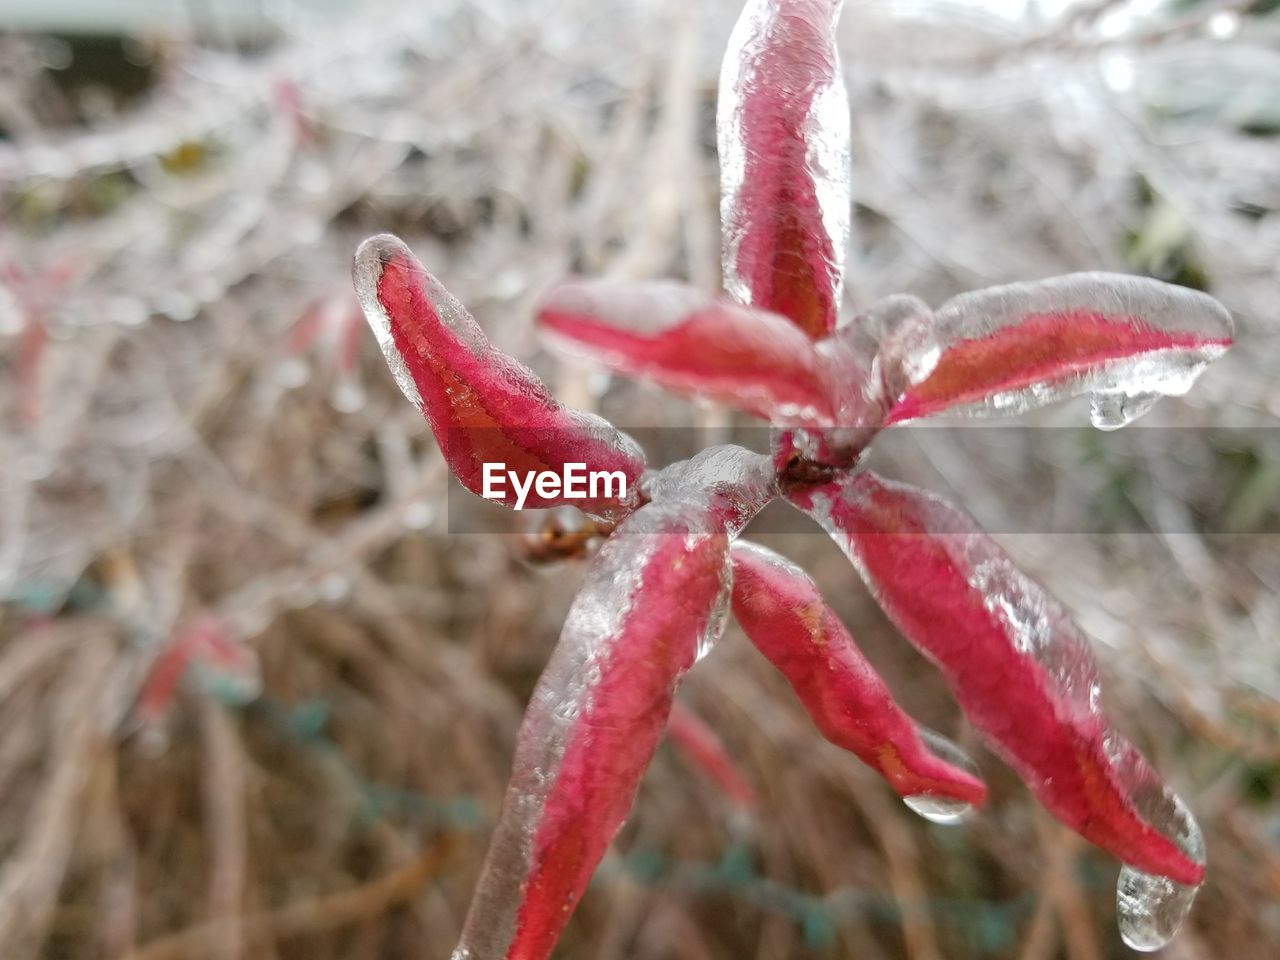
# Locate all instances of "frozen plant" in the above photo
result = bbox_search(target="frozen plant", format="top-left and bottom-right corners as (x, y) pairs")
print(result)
(351, 0), (1233, 956)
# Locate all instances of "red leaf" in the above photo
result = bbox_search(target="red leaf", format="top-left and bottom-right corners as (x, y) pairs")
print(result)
(730, 539), (987, 808)
(135, 616), (255, 727)
(790, 472), (1206, 885)
(537, 279), (835, 423)
(719, 0), (851, 339)
(666, 702), (758, 811)
(453, 500), (733, 960)
(880, 274), (1232, 427)
(353, 235), (645, 519)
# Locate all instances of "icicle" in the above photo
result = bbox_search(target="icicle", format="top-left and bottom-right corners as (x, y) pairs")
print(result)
(1090, 391), (1163, 431)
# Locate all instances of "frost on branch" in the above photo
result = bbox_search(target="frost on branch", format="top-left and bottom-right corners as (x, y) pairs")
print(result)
(876, 273), (1234, 428)
(790, 471), (1206, 901)
(451, 500), (733, 960)
(537, 279), (835, 424)
(718, 0), (851, 339)
(731, 540), (987, 815)
(352, 234), (645, 519)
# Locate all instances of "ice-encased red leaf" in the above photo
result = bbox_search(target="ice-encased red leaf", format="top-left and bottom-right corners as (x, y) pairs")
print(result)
(718, 0), (851, 339)
(790, 471), (1205, 886)
(353, 234), (645, 519)
(730, 539), (986, 807)
(666, 702), (758, 810)
(537, 279), (835, 423)
(880, 273), (1232, 428)
(451, 500), (733, 960)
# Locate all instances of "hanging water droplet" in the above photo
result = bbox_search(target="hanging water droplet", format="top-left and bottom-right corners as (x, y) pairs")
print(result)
(1117, 867), (1201, 951)
(903, 727), (981, 824)
(1116, 791), (1204, 951)
(1090, 391), (1162, 431)
(902, 793), (972, 824)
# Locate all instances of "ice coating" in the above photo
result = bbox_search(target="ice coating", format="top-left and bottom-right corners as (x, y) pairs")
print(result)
(900, 794), (971, 825)
(718, 0), (851, 339)
(813, 298), (898, 425)
(699, 549), (736, 662)
(452, 497), (740, 960)
(846, 293), (940, 411)
(639, 444), (773, 660)
(771, 422), (881, 475)
(771, 311), (893, 467)
(902, 729), (983, 824)
(537, 278), (836, 424)
(352, 234), (645, 520)
(791, 471), (1206, 886)
(884, 273), (1233, 426)
(1090, 390), (1162, 431)
(1109, 733), (1206, 949)
(666, 702), (758, 810)
(730, 539), (988, 808)
(641, 444), (777, 538)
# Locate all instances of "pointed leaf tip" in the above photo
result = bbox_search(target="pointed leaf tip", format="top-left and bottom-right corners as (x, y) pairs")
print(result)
(352, 234), (645, 519)
(718, 0), (852, 339)
(452, 500), (733, 960)
(880, 273), (1233, 426)
(793, 472), (1206, 886)
(731, 539), (987, 807)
